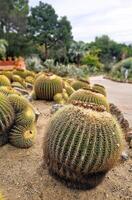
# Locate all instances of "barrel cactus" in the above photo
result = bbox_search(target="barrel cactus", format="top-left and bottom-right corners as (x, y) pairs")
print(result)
(34, 74), (63, 100)
(8, 94), (29, 113)
(92, 84), (107, 97)
(71, 80), (90, 91)
(0, 192), (5, 200)
(64, 82), (75, 96)
(15, 107), (36, 127)
(0, 75), (11, 87)
(44, 105), (124, 189)
(0, 70), (13, 80)
(9, 124), (36, 148)
(69, 89), (109, 111)
(0, 93), (15, 146)
(25, 76), (34, 84)
(0, 86), (20, 96)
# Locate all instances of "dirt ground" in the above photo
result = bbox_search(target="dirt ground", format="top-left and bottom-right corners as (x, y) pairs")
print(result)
(0, 76), (132, 200)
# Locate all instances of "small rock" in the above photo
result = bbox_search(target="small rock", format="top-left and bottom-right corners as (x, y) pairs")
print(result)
(121, 152), (129, 161)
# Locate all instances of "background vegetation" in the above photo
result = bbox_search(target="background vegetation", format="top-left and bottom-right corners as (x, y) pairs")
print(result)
(0, 0), (132, 79)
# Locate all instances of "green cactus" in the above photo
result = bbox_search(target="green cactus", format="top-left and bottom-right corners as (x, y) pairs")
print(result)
(92, 84), (107, 97)
(64, 82), (75, 96)
(12, 75), (23, 83)
(0, 75), (11, 87)
(69, 89), (109, 111)
(0, 192), (5, 200)
(44, 105), (124, 189)
(71, 80), (90, 91)
(8, 94), (29, 113)
(34, 74), (63, 100)
(0, 70), (13, 80)
(9, 124), (36, 148)
(25, 76), (34, 84)
(0, 86), (20, 96)
(15, 107), (36, 127)
(12, 81), (25, 89)
(0, 93), (15, 146)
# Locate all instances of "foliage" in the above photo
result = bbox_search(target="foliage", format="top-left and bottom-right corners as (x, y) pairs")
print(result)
(110, 57), (132, 81)
(82, 52), (103, 73)
(26, 55), (44, 72)
(0, 39), (8, 58)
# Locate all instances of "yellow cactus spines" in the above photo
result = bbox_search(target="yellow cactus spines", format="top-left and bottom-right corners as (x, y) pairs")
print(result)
(69, 89), (109, 111)
(8, 94), (29, 113)
(15, 107), (36, 127)
(11, 81), (25, 89)
(0, 75), (11, 87)
(64, 82), (75, 96)
(0, 86), (20, 96)
(92, 84), (107, 97)
(34, 74), (63, 100)
(44, 105), (124, 189)
(9, 124), (36, 148)
(71, 80), (91, 91)
(0, 70), (13, 80)
(25, 76), (34, 84)
(0, 93), (15, 145)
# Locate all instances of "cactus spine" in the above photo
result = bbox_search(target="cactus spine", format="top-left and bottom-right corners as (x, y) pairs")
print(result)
(34, 74), (63, 100)
(69, 89), (109, 111)
(44, 105), (124, 189)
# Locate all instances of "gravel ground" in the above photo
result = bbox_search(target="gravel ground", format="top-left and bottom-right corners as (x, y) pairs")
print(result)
(0, 76), (132, 200)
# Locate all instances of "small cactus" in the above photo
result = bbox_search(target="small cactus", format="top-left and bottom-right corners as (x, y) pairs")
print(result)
(0, 75), (11, 87)
(71, 80), (90, 91)
(12, 82), (25, 89)
(64, 82), (75, 96)
(92, 84), (107, 96)
(44, 105), (124, 189)
(8, 94), (30, 113)
(69, 89), (109, 111)
(9, 124), (36, 148)
(34, 74), (63, 100)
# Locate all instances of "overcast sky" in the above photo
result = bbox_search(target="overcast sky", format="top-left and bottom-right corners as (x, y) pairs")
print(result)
(29, 0), (132, 44)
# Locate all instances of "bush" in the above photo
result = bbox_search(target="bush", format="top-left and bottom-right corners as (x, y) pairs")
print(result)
(26, 55), (44, 72)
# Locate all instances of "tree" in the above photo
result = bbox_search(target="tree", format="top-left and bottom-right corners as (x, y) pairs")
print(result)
(0, 39), (8, 58)
(29, 2), (58, 59)
(0, 0), (30, 57)
(68, 41), (86, 66)
(29, 2), (73, 60)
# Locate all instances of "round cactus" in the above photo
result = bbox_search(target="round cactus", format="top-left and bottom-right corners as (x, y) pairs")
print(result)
(15, 107), (36, 127)
(9, 124), (36, 148)
(8, 94), (29, 113)
(12, 75), (23, 83)
(69, 89), (109, 111)
(44, 105), (124, 189)
(0, 70), (13, 80)
(12, 81), (25, 89)
(71, 80), (90, 91)
(25, 76), (34, 84)
(0, 75), (11, 87)
(34, 74), (63, 100)
(0, 93), (15, 145)
(0, 192), (5, 200)
(92, 84), (107, 97)
(53, 93), (63, 103)
(64, 82), (75, 96)
(0, 86), (20, 96)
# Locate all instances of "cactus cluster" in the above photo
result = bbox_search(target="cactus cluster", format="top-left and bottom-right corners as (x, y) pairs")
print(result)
(34, 74), (63, 100)
(92, 84), (107, 96)
(0, 88), (36, 148)
(0, 75), (11, 87)
(44, 105), (124, 189)
(69, 89), (109, 111)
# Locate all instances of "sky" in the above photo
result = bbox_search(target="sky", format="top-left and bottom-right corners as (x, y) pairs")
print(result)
(29, 0), (132, 44)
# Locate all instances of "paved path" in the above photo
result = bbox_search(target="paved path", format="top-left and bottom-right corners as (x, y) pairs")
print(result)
(91, 76), (132, 126)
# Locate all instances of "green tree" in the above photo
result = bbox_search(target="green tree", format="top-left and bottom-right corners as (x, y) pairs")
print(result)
(29, 2), (72, 60)
(68, 41), (86, 66)
(0, 39), (8, 58)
